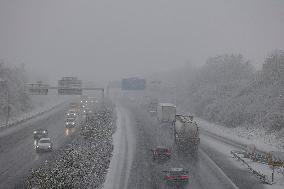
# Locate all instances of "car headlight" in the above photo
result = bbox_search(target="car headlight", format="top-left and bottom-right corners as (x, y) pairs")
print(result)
(72, 122), (75, 125)
(48, 145), (51, 148)
(67, 113), (70, 116)
(43, 131), (46, 133)
(33, 131), (37, 134)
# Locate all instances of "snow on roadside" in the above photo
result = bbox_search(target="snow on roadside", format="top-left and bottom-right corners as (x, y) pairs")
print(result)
(103, 106), (122, 189)
(0, 95), (67, 128)
(199, 118), (284, 189)
(196, 118), (283, 153)
(103, 104), (136, 189)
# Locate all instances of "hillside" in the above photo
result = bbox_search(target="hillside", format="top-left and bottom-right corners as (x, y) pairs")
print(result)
(179, 51), (283, 134)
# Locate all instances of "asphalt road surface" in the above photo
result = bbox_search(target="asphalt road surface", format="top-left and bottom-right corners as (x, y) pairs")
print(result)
(0, 103), (76, 188)
(0, 99), (266, 189)
(119, 100), (265, 189)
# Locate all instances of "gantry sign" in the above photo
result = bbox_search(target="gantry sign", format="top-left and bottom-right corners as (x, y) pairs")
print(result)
(58, 77), (82, 95)
(26, 81), (49, 95)
(26, 77), (104, 97)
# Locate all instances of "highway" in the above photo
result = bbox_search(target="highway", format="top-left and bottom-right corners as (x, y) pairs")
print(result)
(108, 99), (266, 189)
(0, 103), (75, 188)
(0, 99), (266, 189)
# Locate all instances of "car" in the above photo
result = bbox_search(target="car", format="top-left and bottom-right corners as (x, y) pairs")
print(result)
(33, 129), (48, 140)
(36, 138), (53, 152)
(65, 117), (76, 128)
(152, 146), (171, 160)
(69, 102), (78, 109)
(66, 109), (77, 117)
(88, 97), (98, 103)
(164, 168), (189, 185)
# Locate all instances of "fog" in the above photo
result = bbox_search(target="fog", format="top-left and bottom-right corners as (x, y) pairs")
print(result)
(0, 0), (283, 84)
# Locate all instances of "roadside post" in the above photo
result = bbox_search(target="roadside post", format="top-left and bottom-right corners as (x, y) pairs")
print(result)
(0, 79), (9, 126)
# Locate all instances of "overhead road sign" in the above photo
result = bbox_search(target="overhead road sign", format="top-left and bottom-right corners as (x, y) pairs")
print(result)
(122, 77), (146, 90)
(26, 81), (49, 95)
(58, 77), (82, 95)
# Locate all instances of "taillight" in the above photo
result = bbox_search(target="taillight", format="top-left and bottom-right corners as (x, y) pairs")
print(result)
(166, 149), (171, 155)
(165, 175), (173, 180)
(180, 175), (188, 180)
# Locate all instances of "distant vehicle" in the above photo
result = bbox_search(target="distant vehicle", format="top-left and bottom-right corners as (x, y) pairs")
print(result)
(88, 96), (98, 103)
(164, 168), (189, 185)
(36, 138), (53, 152)
(69, 102), (79, 111)
(80, 95), (89, 103)
(152, 146), (171, 160)
(146, 99), (158, 116)
(174, 115), (200, 153)
(149, 110), (157, 116)
(157, 103), (176, 122)
(82, 106), (92, 114)
(65, 117), (76, 128)
(33, 129), (48, 140)
(67, 109), (77, 117)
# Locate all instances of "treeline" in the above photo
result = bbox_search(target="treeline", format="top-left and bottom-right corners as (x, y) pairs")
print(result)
(172, 50), (283, 132)
(0, 63), (31, 121)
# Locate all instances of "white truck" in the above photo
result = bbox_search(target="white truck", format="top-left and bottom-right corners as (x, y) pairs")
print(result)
(174, 115), (199, 153)
(157, 103), (176, 122)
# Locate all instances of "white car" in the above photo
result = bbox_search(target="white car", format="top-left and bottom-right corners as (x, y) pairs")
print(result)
(36, 138), (53, 152)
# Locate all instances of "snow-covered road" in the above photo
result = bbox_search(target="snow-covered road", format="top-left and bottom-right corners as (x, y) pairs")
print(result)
(103, 105), (136, 189)
(200, 126), (283, 189)
(0, 103), (75, 188)
(106, 99), (264, 189)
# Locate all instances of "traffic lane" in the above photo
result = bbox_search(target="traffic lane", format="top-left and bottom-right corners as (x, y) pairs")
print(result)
(149, 123), (234, 189)
(200, 133), (266, 189)
(125, 103), (234, 189)
(0, 104), (75, 188)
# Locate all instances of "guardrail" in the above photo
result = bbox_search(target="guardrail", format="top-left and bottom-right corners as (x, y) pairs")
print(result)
(231, 150), (271, 184)
(0, 102), (65, 131)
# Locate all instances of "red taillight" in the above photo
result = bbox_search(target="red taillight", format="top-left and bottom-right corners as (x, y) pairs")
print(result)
(165, 175), (173, 180)
(180, 175), (188, 180)
(165, 149), (171, 155)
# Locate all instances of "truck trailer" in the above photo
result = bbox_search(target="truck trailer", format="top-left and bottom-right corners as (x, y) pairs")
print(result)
(157, 103), (176, 122)
(173, 115), (200, 153)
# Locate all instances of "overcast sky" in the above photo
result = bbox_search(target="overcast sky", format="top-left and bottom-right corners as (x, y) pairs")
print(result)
(0, 0), (284, 84)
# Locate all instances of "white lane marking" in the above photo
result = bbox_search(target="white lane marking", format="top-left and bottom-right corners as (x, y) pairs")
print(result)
(200, 149), (240, 189)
